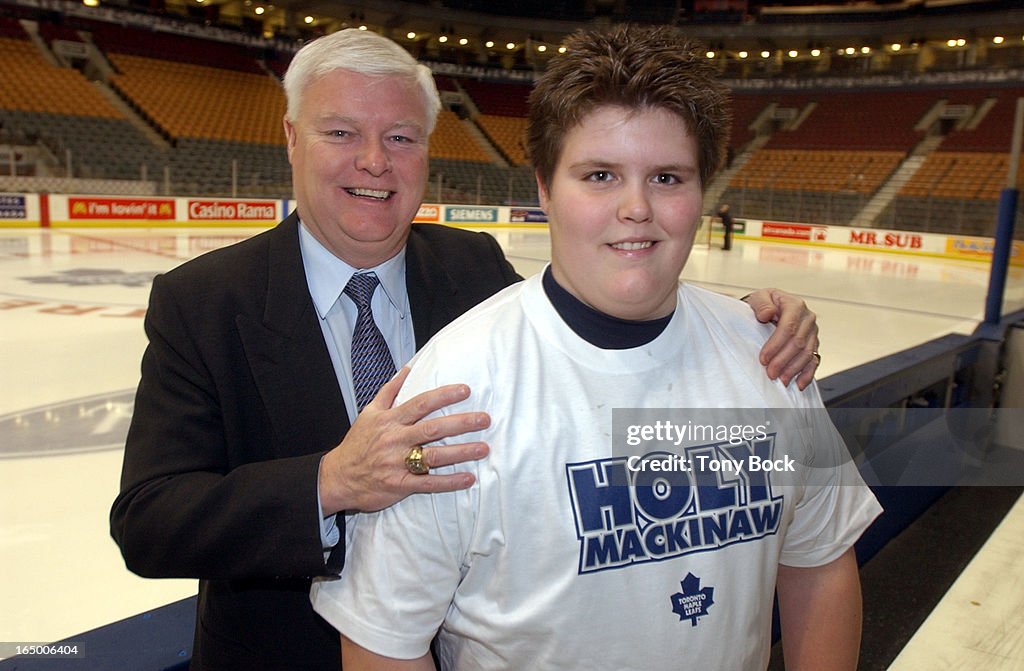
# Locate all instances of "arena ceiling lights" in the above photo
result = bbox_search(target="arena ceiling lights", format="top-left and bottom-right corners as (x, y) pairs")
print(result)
(155, 0), (1024, 65)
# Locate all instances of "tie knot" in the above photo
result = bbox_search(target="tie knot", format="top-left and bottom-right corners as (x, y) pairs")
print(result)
(344, 272), (380, 308)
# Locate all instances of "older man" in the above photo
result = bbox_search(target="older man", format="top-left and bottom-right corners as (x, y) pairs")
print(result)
(111, 29), (820, 670)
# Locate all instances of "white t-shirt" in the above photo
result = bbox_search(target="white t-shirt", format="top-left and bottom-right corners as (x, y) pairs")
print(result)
(311, 272), (881, 670)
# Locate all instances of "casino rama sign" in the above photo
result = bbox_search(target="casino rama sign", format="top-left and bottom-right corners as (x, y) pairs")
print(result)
(445, 206), (498, 223)
(188, 200), (276, 221)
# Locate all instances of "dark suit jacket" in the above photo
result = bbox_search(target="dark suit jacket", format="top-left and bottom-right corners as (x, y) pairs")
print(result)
(110, 213), (521, 670)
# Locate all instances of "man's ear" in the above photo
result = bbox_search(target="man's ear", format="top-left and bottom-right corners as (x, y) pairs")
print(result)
(282, 117), (296, 164)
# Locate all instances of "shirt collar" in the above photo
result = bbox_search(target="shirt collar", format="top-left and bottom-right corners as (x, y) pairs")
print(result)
(298, 220), (409, 320)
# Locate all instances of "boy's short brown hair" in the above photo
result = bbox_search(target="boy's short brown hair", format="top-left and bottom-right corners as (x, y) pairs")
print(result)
(527, 24), (731, 193)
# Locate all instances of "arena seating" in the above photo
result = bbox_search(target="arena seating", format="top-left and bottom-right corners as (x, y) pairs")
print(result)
(901, 152), (1012, 200)
(0, 21), (291, 191)
(168, 138), (290, 196)
(36, 19), (85, 45)
(717, 86), (1024, 231)
(459, 79), (531, 117)
(434, 75), (461, 92)
(429, 158), (536, 205)
(108, 53), (285, 145)
(457, 79), (532, 165)
(734, 149), (903, 193)
(429, 110), (493, 162)
(265, 55), (290, 79)
(727, 91), (772, 151)
(723, 92), (877, 225)
(475, 114), (528, 165)
(0, 35), (172, 181)
(86, 19), (265, 74)
(732, 88), (930, 207)
(0, 37), (119, 118)
(881, 88), (1024, 234)
(942, 87), (1024, 153)
(766, 90), (932, 151)
(0, 109), (167, 180)
(0, 15), (27, 39)
(725, 146), (905, 225)
(1, 9), (1021, 223)
(0, 24), (546, 197)
(902, 87), (1024, 200)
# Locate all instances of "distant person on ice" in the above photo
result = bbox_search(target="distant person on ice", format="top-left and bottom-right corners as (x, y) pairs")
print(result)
(718, 202), (735, 250)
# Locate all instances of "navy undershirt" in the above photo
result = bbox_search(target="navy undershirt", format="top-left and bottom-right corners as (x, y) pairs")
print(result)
(542, 266), (672, 350)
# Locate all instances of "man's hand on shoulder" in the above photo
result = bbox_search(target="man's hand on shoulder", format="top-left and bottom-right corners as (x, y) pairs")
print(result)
(318, 368), (491, 516)
(743, 288), (820, 390)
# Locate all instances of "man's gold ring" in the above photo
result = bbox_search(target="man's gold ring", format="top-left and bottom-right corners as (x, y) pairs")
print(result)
(812, 351), (822, 364)
(405, 446), (429, 475)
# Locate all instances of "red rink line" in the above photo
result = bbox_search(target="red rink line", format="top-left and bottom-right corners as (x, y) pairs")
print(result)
(58, 229), (252, 261)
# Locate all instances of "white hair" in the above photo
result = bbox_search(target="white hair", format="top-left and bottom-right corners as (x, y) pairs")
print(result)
(282, 29), (441, 133)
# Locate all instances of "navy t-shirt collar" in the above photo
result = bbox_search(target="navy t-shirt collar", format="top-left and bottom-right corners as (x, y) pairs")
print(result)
(541, 266), (672, 350)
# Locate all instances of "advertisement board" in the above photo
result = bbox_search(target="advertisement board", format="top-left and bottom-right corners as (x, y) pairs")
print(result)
(0, 193), (36, 227)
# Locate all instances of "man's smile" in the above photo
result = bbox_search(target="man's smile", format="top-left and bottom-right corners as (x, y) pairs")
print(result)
(345, 188), (393, 201)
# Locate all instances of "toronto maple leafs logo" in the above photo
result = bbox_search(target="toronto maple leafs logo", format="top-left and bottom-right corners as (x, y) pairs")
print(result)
(21, 268), (159, 288)
(670, 572), (714, 626)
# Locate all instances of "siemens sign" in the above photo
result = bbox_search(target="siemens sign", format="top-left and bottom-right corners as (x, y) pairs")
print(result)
(445, 206), (498, 223)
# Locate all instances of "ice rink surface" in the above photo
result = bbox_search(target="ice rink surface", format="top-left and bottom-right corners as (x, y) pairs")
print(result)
(2, 225), (1022, 667)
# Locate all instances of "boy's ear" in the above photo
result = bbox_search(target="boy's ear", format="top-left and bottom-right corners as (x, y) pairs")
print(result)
(536, 172), (549, 212)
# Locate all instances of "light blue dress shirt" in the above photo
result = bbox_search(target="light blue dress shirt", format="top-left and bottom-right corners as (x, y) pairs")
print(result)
(297, 221), (416, 549)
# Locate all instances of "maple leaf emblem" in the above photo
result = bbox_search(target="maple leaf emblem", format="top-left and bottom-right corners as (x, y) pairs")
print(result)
(670, 572), (714, 626)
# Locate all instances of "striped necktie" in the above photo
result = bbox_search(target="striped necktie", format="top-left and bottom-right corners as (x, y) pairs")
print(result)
(344, 272), (396, 411)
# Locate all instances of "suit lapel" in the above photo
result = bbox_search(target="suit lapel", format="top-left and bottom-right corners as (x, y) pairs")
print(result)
(405, 226), (460, 349)
(235, 222), (451, 456)
(237, 215), (350, 456)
